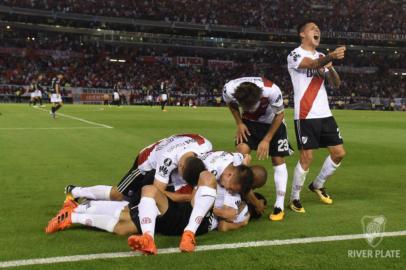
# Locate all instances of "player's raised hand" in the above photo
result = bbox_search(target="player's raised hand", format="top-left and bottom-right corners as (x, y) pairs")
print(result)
(330, 46), (346, 60)
(236, 123), (251, 144)
(257, 139), (270, 160)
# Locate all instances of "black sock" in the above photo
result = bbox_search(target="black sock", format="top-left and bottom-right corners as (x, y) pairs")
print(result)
(39, 99), (42, 105)
(52, 106), (56, 113)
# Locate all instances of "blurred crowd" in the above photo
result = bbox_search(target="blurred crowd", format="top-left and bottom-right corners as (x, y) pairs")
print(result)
(3, 0), (405, 34)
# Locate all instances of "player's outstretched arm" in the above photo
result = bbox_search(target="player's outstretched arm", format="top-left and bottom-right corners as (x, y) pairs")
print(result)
(299, 46), (346, 69)
(213, 206), (238, 222)
(153, 179), (192, 202)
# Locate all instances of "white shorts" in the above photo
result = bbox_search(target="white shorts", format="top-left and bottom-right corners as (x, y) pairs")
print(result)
(34, 90), (42, 98)
(50, 94), (62, 103)
(30, 93), (36, 99)
(146, 95), (153, 101)
(160, 94), (168, 102)
(113, 93), (120, 101)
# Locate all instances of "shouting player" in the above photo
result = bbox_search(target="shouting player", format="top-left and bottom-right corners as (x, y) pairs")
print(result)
(223, 77), (292, 221)
(287, 21), (346, 213)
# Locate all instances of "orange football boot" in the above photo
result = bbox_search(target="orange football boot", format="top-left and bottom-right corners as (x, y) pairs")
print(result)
(128, 233), (157, 255)
(179, 230), (196, 252)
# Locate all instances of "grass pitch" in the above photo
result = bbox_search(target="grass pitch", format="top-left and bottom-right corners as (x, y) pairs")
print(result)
(0, 104), (405, 269)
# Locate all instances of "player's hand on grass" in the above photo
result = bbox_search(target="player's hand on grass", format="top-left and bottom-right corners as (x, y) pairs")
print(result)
(236, 123), (251, 144)
(329, 46), (346, 60)
(254, 199), (266, 215)
(257, 140), (270, 160)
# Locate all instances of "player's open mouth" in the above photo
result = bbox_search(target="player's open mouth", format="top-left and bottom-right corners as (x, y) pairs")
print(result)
(314, 35), (319, 40)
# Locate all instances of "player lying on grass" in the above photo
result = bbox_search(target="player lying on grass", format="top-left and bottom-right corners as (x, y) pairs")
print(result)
(223, 77), (293, 221)
(46, 151), (262, 254)
(65, 134), (213, 205)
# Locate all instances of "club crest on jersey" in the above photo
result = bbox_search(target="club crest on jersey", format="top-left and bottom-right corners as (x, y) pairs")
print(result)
(211, 170), (218, 176)
(163, 158), (172, 166)
(301, 136), (308, 144)
(159, 165), (169, 175)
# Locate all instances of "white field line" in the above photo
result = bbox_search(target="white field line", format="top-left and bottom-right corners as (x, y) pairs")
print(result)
(0, 230), (405, 268)
(0, 127), (107, 130)
(33, 107), (113, 129)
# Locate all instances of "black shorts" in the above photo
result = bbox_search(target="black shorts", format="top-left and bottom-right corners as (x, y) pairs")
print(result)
(129, 198), (212, 236)
(237, 119), (293, 157)
(116, 157), (156, 205)
(294, 116), (344, 150)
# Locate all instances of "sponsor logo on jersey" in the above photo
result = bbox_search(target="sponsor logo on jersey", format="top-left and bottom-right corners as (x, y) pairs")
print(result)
(163, 158), (172, 166)
(159, 165), (169, 176)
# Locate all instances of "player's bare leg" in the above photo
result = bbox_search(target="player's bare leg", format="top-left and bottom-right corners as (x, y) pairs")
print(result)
(309, 144), (346, 204)
(180, 174), (216, 252)
(269, 156), (287, 221)
(128, 185), (169, 255)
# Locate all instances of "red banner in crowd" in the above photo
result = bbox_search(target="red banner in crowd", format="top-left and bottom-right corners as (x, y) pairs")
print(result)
(80, 93), (110, 102)
(0, 47), (82, 59)
(175, 56), (203, 67)
(208, 59), (235, 69)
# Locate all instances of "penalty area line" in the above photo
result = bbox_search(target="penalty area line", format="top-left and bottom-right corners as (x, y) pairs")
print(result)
(0, 230), (405, 268)
(33, 107), (113, 129)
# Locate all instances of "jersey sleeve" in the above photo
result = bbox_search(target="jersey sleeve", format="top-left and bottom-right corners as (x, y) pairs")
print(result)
(232, 153), (244, 166)
(287, 49), (305, 70)
(222, 85), (235, 105)
(269, 84), (284, 114)
(223, 191), (241, 210)
(154, 156), (177, 184)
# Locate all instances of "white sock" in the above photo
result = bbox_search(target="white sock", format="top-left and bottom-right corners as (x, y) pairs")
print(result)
(74, 201), (128, 219)
(273, 163), (288, 210)
(313, 156), (340, 189)
(184, 186), (216, 233)
(138, 197), (159, 238)
(290, 162), (309, 201)
(71, 213), (118, 232)
(71, 185), (112, 200)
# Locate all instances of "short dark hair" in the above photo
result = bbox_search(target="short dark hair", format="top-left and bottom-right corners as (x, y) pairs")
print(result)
(182, 156), (206, 186)
(247, 192), (267, 220)
(233, 82), (262, 110)
(251, 165), (268, 189)
(234, 165), (254, 199)
(297, 20), (319, 36)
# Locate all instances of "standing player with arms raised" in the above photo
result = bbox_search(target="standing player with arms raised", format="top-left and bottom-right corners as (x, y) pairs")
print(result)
(223, 77), (292, 221)
(287, 21), (346, 213)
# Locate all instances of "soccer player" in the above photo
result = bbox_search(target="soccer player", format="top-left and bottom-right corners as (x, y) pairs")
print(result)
(113, 82), (121, 106)
(46, 151), (258, 255)
(50, 74), (64, 119)
(223, 77), (292, 221)
(65, 134), (213, 205)
(286, 21), (346, 213)
(128, 150), (255, 254)
(159, 80), (169, 112)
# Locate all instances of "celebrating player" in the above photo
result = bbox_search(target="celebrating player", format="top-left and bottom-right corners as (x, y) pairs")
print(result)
(223, 77), (292, 221)
(65, 134), (213, 205)
(286, 21), (346, 213)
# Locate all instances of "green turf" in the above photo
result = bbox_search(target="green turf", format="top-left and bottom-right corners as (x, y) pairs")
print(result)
(0, 104), (405, 269)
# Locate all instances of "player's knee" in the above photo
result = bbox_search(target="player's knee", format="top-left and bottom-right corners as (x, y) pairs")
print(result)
(332, 149), (346, 163)
(113, 222), (133, 236)
(251, 165), (267, 189)
(141, 185), (159, 197)
(300, 151), (313, 164)
(110, 187), (124, 201)
(236, 143), (251, 154)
